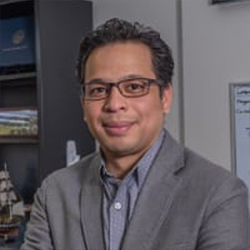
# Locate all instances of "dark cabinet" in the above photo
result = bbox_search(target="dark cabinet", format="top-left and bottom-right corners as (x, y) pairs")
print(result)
(0, 1), (94, 247)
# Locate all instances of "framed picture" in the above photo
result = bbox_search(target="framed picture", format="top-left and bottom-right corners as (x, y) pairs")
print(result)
(209, 0), (249, 4)
(0, 1), (36, 75)
(230, 83), (250, 208)
(0, 107), (38, 143)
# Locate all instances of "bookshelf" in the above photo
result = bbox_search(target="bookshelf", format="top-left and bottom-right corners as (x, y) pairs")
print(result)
(0, 1), (94, 247)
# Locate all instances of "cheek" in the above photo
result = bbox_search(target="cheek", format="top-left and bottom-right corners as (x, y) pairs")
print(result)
(83, 105), (100, 128)
(136, 98), (165, 124)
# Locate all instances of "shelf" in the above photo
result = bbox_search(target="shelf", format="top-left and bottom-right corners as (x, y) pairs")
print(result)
(0, 137), (39, 144)
(0, 72), (37, 82)
(0, 73), (37, 89)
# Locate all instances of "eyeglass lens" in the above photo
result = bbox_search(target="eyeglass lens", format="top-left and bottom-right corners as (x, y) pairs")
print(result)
(83, 78), (160, 100)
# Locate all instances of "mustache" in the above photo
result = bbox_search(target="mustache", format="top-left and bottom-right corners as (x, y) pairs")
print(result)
(101, 117), (137, 126)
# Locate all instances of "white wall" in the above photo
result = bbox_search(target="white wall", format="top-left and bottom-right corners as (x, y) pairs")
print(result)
(181, 0), (250, 170)
(91, 0), (182, 141)
(89, 0), (250, 171)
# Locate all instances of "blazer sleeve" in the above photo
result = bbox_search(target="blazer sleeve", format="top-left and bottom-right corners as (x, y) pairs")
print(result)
(197, 176), (250, 250)
(20, 178), (54, 250)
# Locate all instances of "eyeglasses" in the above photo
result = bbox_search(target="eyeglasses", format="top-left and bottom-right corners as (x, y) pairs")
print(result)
(81, 77), (163, 101)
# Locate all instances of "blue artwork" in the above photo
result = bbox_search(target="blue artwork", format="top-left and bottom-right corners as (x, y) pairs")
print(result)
(0, 16), (35, 71)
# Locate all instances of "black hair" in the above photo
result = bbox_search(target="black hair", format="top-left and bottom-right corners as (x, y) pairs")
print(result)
(76, 18), (174, 86)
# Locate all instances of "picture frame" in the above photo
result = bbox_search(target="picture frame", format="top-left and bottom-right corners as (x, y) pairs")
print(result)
(0, 0), (36, 76)
(209, 0), (249, 4)
(230, 83), (250, 208)
(0, 107), (38, 143)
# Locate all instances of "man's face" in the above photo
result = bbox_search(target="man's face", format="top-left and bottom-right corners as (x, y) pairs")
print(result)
(81, 41), (172, 158)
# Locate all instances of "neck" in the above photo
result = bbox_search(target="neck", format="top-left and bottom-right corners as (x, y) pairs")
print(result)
(101, 129), (164, 179)
(102, 149), (148, 179)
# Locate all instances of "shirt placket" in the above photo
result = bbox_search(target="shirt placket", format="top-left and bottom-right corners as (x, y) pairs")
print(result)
(109, 184), (127, 250)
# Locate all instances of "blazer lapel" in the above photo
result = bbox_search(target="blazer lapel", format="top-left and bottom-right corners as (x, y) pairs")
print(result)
(121, 131), (184, 250)
(80, 154), (105, 250)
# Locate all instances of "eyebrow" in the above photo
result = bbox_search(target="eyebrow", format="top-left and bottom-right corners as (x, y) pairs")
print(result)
(85, 78), (106, 84)
(120, 74), (144, 81)
(86, 74), (145, 84)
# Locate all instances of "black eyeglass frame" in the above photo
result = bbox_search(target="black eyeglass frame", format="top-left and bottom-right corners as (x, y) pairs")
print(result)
(80, 77), (165, 101)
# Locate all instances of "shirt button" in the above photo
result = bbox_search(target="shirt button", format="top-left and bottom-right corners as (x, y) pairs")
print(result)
(114, 202), (122, 210)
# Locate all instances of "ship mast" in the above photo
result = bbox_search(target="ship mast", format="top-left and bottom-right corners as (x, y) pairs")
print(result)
(4, 163), (13, 221)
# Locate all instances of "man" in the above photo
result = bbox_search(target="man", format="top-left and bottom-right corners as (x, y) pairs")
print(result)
(21, 18), (249, 250)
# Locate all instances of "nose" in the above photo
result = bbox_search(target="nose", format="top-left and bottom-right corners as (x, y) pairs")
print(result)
(103, 85), (128, 112)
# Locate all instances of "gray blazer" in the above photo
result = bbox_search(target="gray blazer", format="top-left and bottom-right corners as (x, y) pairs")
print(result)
(21, 130), (250, 250)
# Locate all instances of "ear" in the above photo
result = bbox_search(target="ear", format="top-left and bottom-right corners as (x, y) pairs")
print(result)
(80, 97), (87, 122)
(80, 97), (85, 109)
(161, 84), (173, 115)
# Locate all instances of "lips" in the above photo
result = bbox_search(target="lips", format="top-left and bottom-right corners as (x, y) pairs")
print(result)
(102, 121), (134, 135)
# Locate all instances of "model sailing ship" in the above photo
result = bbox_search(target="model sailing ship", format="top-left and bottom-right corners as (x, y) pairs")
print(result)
(0, 163), (24, 241)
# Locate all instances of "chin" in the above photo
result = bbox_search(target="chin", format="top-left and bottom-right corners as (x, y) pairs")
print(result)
(108, 141), (148, 157)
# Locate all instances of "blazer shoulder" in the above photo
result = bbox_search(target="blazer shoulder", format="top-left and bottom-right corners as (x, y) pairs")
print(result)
(184, 148), (230, 175)
(41, 152), (100, 189)
(182, 147), (247, 194)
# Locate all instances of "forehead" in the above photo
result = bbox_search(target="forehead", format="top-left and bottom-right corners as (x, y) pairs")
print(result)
(84, 41), (155, 82)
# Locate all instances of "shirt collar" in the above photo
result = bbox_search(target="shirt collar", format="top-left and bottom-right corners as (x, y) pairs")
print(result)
(99, 129), (166, 187)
